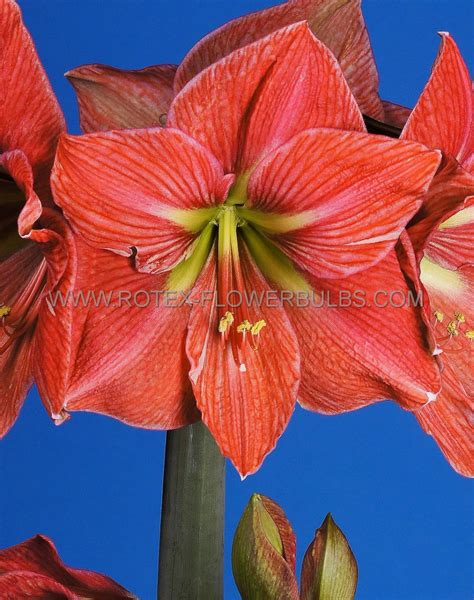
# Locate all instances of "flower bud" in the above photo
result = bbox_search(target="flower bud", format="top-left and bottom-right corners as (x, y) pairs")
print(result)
(232, 493), (299, 600)
(300, 514), (357, 600)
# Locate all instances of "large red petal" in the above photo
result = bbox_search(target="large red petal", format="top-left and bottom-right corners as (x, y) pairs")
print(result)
(186, 248), (300, 477)
(402, 34), (473, 166)
(67, 64), (177, 133)
(59, 246), (198, 430)
(169, 23), (364, 174)
(248, 129), (440, 278)
(287, 251), (441, 413)
(416, 366), (473, 477)
(33, 209), (78, 422)
(0, 535), (135, 598)
(0, 0), (65, 196)
(175, 0), (383, 119)
(52, 128), (228, 274)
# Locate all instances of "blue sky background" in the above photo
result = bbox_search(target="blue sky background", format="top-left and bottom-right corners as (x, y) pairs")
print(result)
(2, 1), (473, 598)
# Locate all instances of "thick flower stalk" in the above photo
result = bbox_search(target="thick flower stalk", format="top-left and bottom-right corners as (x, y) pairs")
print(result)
(52, 23), (441, 476)
(0, 535), (135, 598)
(0, 0), (76, 435)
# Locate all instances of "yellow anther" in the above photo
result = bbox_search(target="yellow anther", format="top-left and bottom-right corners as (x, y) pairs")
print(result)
(0, 304), (11, 319)
(447, 321), (459, 336)
(465, 330), (474, 340)
(454, 311), (465, 323)
(218, 311), (234, 333)
(251, 319), (266, 336)
(434, 310), (444, 323)
(237, 320), (252, 334)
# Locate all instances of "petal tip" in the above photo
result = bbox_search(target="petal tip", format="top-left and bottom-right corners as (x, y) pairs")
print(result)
(424, 390), (439, 406)
(52, 410), (70, 426)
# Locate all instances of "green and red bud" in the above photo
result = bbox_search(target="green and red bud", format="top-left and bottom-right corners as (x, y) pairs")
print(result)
(232, 493), (300, 600)
(300, 514), (358, 600)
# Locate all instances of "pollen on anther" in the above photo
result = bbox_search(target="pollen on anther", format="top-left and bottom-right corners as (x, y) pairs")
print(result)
(465, 330), (474, 340)
(447, 321), (459, 336)
(237, 320), (252, 333)
(434, 310), (444, 323)
(0, 304), (11, 319)
(218, 311), (234, 333)
(454, 311), (466, 323)
(251, 320), (266, 336)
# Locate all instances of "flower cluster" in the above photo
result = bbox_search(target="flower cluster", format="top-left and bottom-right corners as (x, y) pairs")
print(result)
(0, 0), (472, 478)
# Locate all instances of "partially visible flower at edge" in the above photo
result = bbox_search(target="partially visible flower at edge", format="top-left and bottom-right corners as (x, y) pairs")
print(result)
(0, 535), (135, 599)
(396, 33), (474, 476)
(0, 0), (79, 437)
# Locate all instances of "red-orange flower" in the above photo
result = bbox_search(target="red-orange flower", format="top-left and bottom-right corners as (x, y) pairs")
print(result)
(66, 0), (383, 134)
(0, 0), (74, 435)
(52, 24), (441, 476)
(0, 535), (135, 599)
(398, 34), (474, 476)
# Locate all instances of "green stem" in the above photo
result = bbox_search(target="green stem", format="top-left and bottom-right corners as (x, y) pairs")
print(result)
(157, 422), (226, 599)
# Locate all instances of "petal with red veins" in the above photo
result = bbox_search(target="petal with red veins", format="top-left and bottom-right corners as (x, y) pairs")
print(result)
(407, 159), (474, 256)
(425, 196), (474, 269)
(287, 251), (441, 413)
(248, 128), (441, 279)
(33, 209), (78, 421)
(61, 246), (198, 430)
(382, 99), (411, 129)
(402, 34), (473, 166)
(0, 572), (78, 598)
(67, 64), (177, 133)
(187, 248), (300, 477)
(52, 128), (229, 274)
(416, 366), (473, 477)
(169, 23), (364, 174)
(0, 535), (136, 598)
(175, 0), (383, 119)
(0, 0), (65, 196)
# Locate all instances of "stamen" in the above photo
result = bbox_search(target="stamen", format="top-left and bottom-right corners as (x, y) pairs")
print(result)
(465, 330), (474, 340)
(434, 310), (444, 323)
(454, 311), (465, 323)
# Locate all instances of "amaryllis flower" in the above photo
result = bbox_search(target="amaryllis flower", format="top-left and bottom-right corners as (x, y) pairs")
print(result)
(0, 535), (135, 598)
(397, 34), (474, 476)
(0, 0), (74, 435)
(66, 0), (384, 134)
(52, 24), (442, 476)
